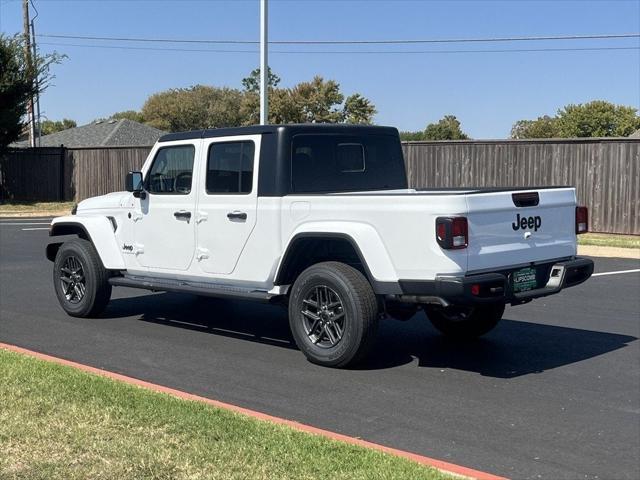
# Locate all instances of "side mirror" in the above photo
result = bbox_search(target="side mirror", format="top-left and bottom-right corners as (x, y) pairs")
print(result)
(125, 171), (144, 198)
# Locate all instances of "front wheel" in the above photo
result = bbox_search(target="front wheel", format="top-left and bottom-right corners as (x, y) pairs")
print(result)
(53, 239), (112, 318)
(425, 303), (505, 339)
(288, 262), (379, 368)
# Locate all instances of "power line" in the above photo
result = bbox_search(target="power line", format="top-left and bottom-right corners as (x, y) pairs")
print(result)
(37, 32), (640, 46)
(38, 42), (256, 53)
(7, 0), (640, 2)
(38, 41), (640, 55)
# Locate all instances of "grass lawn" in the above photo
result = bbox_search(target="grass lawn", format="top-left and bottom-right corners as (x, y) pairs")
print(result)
(0, 349), (453, 480)
(0, 201), (74, 217)
(578, 233), (640, 249)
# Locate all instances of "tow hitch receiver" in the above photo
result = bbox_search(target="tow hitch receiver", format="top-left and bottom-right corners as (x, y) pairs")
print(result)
(545, 264), (566, 289)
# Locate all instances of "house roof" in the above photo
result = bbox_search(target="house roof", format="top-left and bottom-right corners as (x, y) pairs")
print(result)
(12, 119), (166, 148)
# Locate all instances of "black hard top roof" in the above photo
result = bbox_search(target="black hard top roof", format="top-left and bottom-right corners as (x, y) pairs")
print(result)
(158, 123), (398, 143)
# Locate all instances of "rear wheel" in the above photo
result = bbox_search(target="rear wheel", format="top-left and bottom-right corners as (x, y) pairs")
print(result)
(426, 303), (505, 339)
(53, 239), (112, 317)
(288, 262), (379, 368)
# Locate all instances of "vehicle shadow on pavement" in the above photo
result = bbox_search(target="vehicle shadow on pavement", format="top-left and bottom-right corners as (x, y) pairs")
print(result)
(362, 313), (638, 377)
(105, 292), (297, 349)
(105, 292), (637, 378)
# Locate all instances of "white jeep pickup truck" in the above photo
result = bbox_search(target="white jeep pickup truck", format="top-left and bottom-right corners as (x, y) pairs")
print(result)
(47, 124), (593, 367)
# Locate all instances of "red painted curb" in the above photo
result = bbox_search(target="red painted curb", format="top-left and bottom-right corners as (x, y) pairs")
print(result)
(1, 342), (508, 480)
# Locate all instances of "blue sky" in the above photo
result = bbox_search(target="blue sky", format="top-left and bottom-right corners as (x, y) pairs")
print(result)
(1, 0), (639, 138)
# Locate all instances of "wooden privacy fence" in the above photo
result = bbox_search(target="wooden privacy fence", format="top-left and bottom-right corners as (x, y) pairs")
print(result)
(68, 147), (152, 201)
(403, 138), (639, 235)
(0, 146), (152, 203)
(1, 138), (638, 234)
(0, 147), (67, 202)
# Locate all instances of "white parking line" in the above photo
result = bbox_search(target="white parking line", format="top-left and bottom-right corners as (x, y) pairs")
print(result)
(592, 269), (640, 277)
(0, 218), (54, 221)
(21, 227), (50, 231)
(0, 222), (51, 226)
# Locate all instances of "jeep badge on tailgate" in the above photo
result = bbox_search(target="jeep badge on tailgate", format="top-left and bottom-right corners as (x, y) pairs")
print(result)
(512, 213), (542, 232)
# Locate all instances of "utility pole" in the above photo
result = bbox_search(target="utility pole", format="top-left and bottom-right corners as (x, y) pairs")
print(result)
(31, 20), (42, 147)
(259, 0), (268, 125)
(22, 0), (36, 147)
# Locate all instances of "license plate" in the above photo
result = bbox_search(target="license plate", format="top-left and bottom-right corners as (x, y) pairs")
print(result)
(512, 267), (537, 293)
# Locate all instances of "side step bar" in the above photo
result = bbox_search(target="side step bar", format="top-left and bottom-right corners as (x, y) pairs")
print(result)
(108, 275), (273, 302)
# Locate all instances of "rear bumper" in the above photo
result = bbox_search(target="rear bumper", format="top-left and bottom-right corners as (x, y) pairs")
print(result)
(399, 257), (594, 306)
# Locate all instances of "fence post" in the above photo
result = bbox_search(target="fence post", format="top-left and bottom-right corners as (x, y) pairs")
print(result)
(59, 146), (65, 201)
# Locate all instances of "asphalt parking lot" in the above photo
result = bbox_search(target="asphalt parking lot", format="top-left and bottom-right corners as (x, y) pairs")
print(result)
(1, 218), (638, 480)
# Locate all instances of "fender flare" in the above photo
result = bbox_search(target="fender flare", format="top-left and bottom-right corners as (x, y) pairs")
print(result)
(48, 216), (125, 270)
(275, 222), (401, 294)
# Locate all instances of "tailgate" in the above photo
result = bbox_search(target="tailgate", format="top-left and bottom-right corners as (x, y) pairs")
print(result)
(465, 188), (577, 272)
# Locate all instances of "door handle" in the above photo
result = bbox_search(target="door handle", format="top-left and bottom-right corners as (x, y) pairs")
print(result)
(227, 211), (247, 221)
(174, 211), (192, 221)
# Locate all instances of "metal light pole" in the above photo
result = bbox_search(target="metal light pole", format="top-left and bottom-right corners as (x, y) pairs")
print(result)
(259, 0), (268, 125)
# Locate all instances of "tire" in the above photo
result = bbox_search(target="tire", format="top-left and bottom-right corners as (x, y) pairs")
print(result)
(53, 239), (112, 318)
(288, 261), (379, 368)
(426, 303), (505, 339)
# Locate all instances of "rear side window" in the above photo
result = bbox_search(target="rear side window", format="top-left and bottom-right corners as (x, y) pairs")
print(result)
(291, 134), (406, 193)
(207, 141), (255, 194)
(146, 145), (195, 194)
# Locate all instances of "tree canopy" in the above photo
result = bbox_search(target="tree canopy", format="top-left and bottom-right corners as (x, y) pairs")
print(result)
(40, 118), (76, 135)
(511, 101), (640, 139)
(241, 67), (281, 93)
(109, 110), (146, 123)
(287, 76), (345, 123)
(141, 85), (246, 131)
(132, 71), (376, 132)
(343, 94), (377, 124)
(0, 34), (63, 149)
(510, 115), (559, 139)
(400, 115), (469, 141)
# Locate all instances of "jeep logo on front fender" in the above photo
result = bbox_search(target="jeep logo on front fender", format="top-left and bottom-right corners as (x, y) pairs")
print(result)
(512, 213), (542, 232)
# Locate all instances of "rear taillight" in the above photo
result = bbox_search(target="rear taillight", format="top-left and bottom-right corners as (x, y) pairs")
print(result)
(576, 206), (588, 234)
(436, 217), (468, 249)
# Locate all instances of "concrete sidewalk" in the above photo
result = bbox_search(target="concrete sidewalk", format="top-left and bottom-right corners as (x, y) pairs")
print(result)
(578, 244), (640, 259)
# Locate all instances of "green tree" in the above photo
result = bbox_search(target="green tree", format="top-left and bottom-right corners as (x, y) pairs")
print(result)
(109, 110), (145, 123)
(556, 101), (640, 137)
(510, 115), (559, 139)
(343, 94), (377, 124)
(92, 110), (145, 124)
(242, 75), (375, 125)
(0, 34), (64, 149)
(141, 85), (245, 132)
(243, 87), (302, 125)
(241, 67), (281, 93)
(288, 76), (345, 123)
(140, 71), (377, 130)
(511, 101), (640, 139)
(239, 91), (260, 125)
(423, 115), (469, 140)
(399, 131), (428, 141)
(40, 118), (76, 135)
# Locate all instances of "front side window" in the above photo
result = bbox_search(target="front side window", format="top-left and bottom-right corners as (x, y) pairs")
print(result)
(207, 141), (255, 194)
(146, 145), (195, 194)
